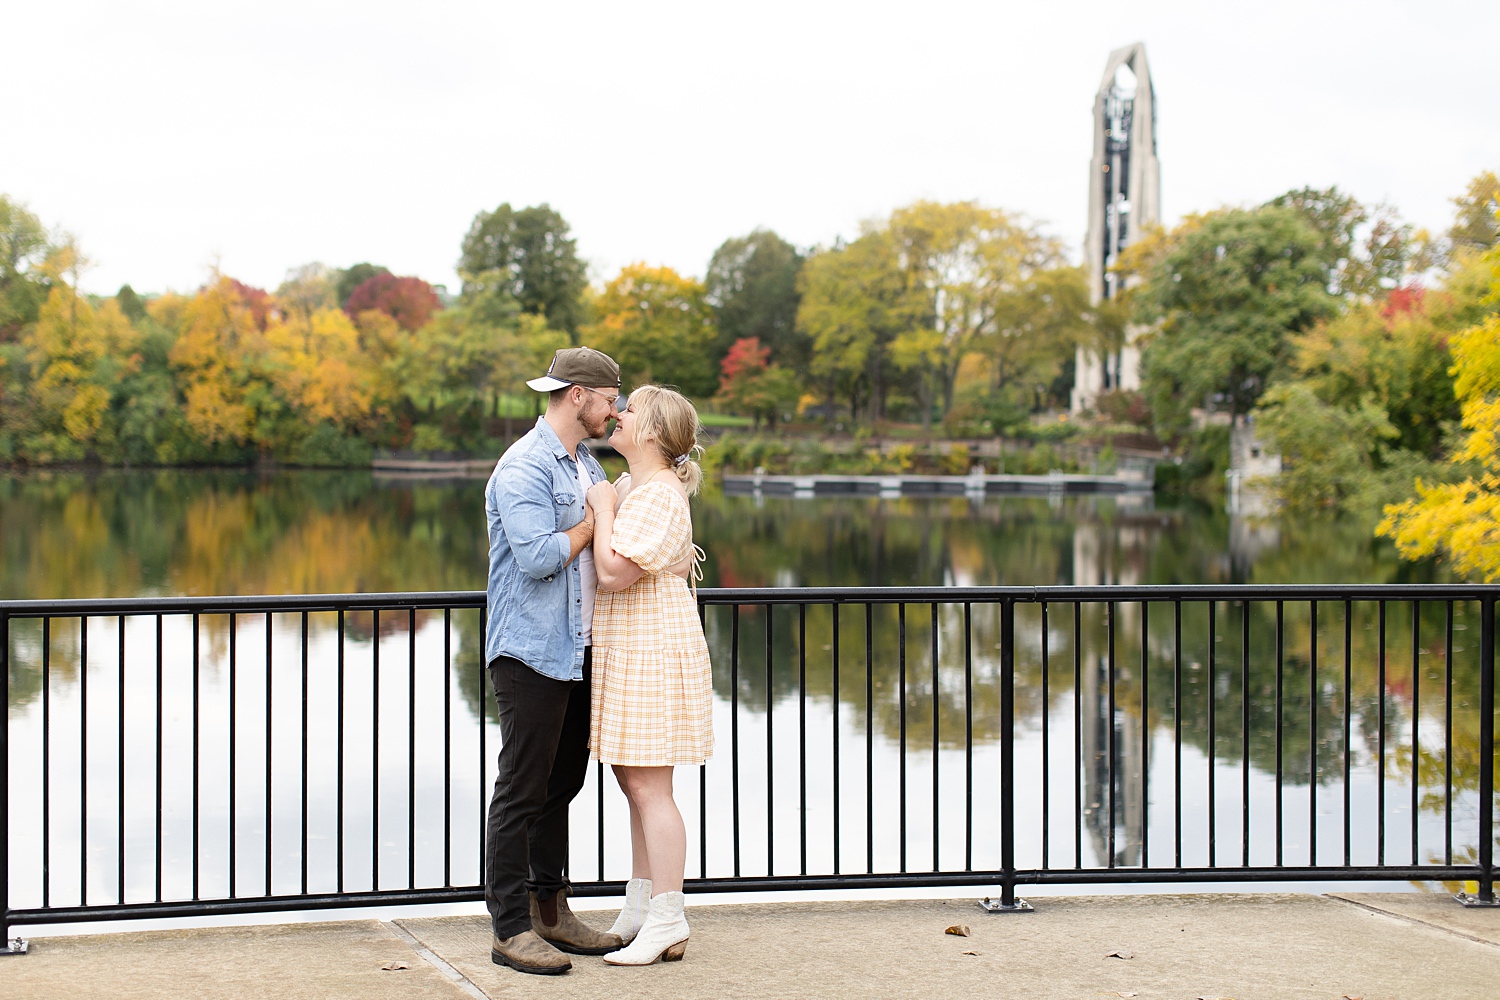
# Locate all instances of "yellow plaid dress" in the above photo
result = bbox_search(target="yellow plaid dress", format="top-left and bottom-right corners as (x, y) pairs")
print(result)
(589, 481), (714, 766)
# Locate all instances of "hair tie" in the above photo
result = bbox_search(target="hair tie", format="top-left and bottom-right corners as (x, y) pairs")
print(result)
(673, 453), (689, 467)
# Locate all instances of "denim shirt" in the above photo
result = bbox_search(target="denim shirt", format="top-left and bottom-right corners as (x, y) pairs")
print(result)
(484, 417), (606, 681)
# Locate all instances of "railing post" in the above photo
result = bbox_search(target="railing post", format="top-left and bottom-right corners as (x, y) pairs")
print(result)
(981, 599), (1032, 913)
(1459, 596), (1499, 907)
(2, 611), (28, 954)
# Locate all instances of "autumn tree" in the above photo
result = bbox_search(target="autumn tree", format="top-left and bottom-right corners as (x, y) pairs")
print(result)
(717, 336), (801, 428)
(459, 203), (587, 334)
(264, 306), (376, 431)
(345, 272), (441, 331)
(705, 229), (807, 369)
(336, 262), (389, 308)
(1378, 240), (1500, 578)
(168, 277), (273, 451)
(584, 263), (716, 397)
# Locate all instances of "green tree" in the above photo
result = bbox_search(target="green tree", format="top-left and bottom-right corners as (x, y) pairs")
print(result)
(705, 229), (807, 369)
(335, 262), (389, 308)
(1447, 170), (1499, 255)
(0, 195), (52, 340)
(1137, 205), (1338, 438)
(459, 203), (587, 334)
(584, 263), (716, 397)
(797, 232), (909, 422)
(1268, 186), (1418, 299)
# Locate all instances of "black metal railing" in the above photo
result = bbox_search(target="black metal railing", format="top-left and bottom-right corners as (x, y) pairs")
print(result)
(3, 584), (1497, 942)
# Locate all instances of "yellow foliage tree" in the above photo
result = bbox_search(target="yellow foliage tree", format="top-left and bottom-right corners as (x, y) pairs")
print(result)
(24, 285), (138, 456)
(1378, 243), (1500, 579)
(264, 305), (374, 428)
(168, 277), (267, 447)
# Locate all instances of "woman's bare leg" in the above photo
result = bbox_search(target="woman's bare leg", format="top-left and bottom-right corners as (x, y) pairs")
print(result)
(613, 765), (685, 894)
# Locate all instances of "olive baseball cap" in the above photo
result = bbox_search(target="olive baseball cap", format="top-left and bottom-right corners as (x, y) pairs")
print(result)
(525, 346), (622, 392)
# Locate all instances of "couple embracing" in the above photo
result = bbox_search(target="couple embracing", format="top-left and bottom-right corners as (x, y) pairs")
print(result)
(482, 346), (713, 975)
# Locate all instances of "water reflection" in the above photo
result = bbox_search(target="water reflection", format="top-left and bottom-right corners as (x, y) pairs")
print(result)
(2, 470), (1479, 900)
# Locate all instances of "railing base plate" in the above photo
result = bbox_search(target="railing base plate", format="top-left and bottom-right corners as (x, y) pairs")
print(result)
(2, 937), (29, 956)
(1455, 892), (1500, 908)
(978, 896), (1034, 913)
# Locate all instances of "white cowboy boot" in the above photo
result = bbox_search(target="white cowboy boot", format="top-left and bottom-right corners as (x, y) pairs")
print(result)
(602, 890), (688, 965)
(607, 877), (652, 944)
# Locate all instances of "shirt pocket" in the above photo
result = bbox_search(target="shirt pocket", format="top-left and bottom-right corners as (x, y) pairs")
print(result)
(552, 489), (576, 530)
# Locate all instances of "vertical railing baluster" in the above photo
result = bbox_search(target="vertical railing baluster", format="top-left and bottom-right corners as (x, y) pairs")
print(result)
(1074, 602), (1083, 870)
(265, 613), (273, 898)
(832, 602), (842, 876)
(1309, 601), (1318, 867)
(1410, 601), (1420, 866)
(336, 608), (345, 894)
(477, 606), (486, 888)
(80, 616), (89, 907)
(1107, 601), (1116, 868)
(1350, 602), (1362, 869)
(1378, 600), (1387, 866)
(229, 614), (238, 899)
(866, 603), (874, 874)
(1141, 601), (1149, 868)
(301, 612), (309, 896)
(798, 603), (807, 877)
(963, 602), (973, 874)
(118, 615), (126, 905)
(1478, 596), (1495, 901)
(1, 612), (11, 945)
(730, 605), (741, 878)
(898, 603), (907, 874)
(1275, 600), (1284, 867)
(1040, 601), (1049, 871)
(43, 618), (52, 910)
(192, 613), (200, 901)
(931, 602), (939, 873)
(1207, 601), (1216, 868)
(1240, 600), (1250, 868)
(154, 615), (163, 903)
(1173, 600), (1182, 870)
(372, 608), (380, 891)
(1445, 602), (1454, 866)
(1000, 600), (1017, 906)
(409, 607), (417, 891)
(765, 604), (774, 876)
(442, 609), (451, 889)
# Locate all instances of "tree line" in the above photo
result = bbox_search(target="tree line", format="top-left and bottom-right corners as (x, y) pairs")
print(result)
(2, 174), (1497, 556)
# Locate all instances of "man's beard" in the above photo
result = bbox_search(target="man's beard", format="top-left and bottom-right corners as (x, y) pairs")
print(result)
(579, 404), (610, 439)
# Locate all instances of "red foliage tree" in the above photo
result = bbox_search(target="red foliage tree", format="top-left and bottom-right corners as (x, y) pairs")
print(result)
(227, 279), (273, 330)
(1381, 284), (1426, 323)
(345, 273), (441, 331)
(718, 336), (770, 395)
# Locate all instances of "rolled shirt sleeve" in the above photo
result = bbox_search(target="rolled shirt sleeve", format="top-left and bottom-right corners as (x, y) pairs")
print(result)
(495, 460), (572, 580)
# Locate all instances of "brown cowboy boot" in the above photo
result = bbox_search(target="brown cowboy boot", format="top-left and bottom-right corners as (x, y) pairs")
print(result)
(531, 887), (625, 955)
(491, 929), (572, 975)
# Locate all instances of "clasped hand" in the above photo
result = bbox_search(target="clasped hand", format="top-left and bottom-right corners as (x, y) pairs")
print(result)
(586, 479), (618, 514)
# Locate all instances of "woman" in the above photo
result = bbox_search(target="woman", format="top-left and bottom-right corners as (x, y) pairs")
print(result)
(585, 384), (712, 966)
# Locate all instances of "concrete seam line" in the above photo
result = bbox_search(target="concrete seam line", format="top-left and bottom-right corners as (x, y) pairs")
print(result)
(385, 921), (489, 999)
(1322, 895), (1500, 951)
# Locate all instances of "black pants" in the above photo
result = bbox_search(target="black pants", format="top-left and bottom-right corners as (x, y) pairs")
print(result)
(484, 650), (594, 940)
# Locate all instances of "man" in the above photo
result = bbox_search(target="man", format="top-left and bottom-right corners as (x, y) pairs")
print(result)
(483, 346), (625, 975)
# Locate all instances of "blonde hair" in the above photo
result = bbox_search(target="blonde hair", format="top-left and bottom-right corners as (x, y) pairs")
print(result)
(627, 385), (704, 495)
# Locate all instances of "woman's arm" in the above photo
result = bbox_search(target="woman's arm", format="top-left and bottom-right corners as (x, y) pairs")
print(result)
(587, 480), (646, 592)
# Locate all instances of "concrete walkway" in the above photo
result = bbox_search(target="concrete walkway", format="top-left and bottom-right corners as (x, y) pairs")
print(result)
(5, 893), (1497, 999)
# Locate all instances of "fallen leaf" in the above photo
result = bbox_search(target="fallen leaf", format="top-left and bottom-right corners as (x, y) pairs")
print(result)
(945, 924), (971, 937)
(1105, 949), (1134, 960)
(962, 949), (981, 956)
(379, 962), (409, 971)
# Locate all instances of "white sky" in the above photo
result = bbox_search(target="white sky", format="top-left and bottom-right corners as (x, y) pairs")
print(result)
(5, 0), (1496, 297)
